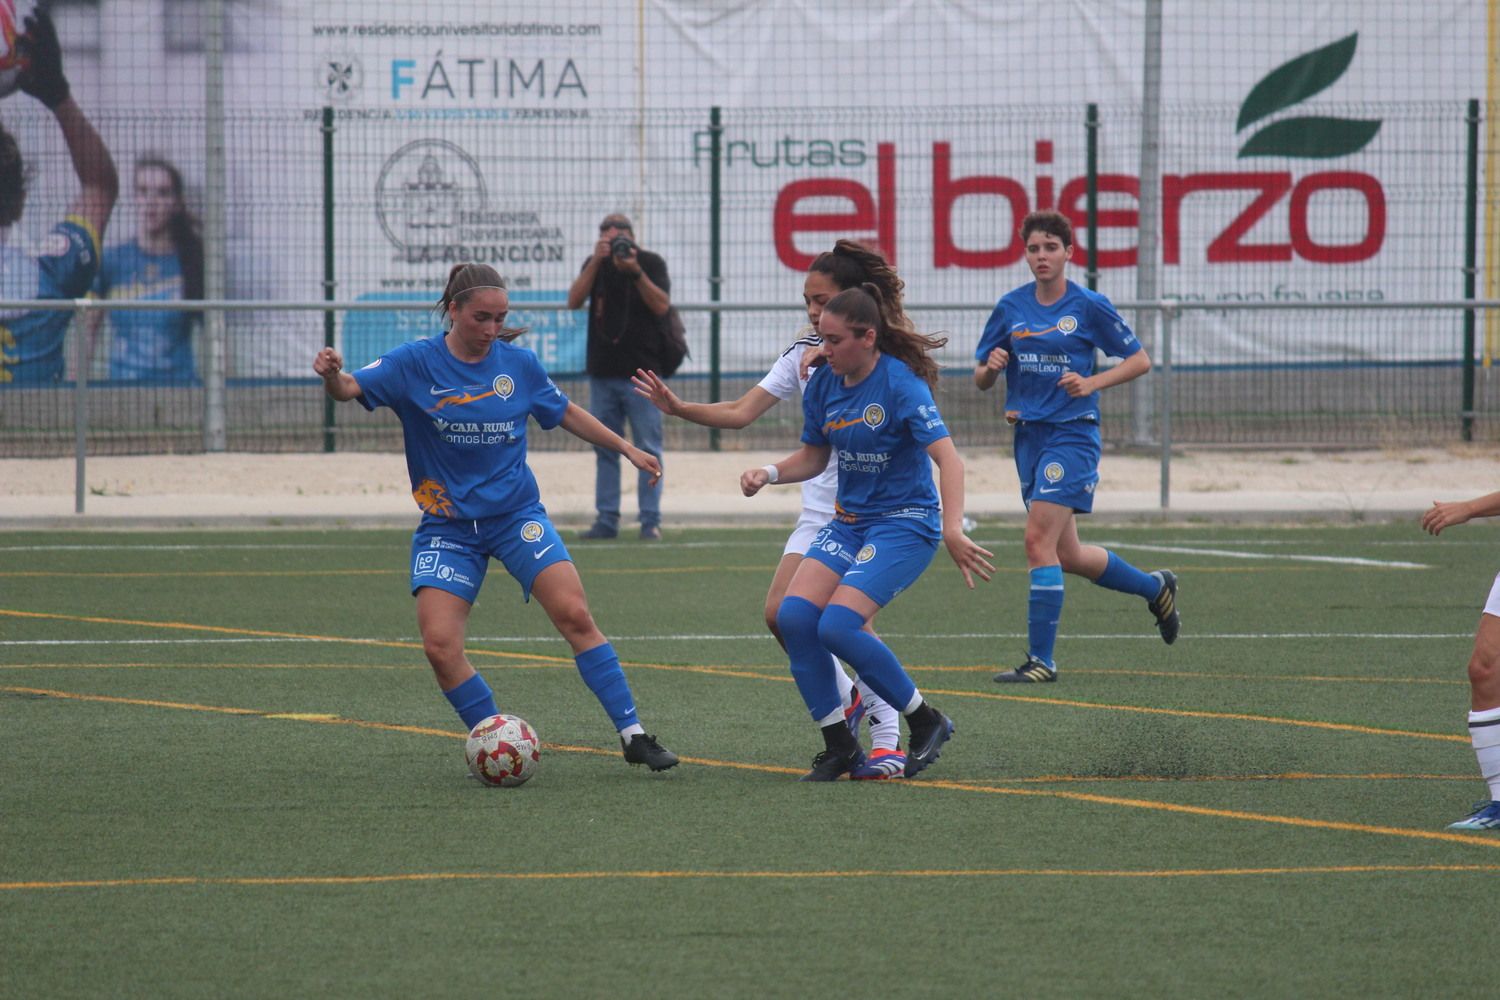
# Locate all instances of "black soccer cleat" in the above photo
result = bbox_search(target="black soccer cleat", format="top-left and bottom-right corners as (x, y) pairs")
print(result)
(1149, 570), (1180, 645)
(904, 707), (954, 778)
(994, 655), (1057, 684)
(622, 733), (679, 771)
(799, 746), (866, 782)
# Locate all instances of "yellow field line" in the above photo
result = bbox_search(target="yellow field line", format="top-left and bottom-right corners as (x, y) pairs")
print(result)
(7, 862), (1500, 893)
(4, 684), (1494, 850)
(0, 608), (574, 666)
(975, 772), (1473, 785)
(914, 685), (1469, 744)
(2, 607), (1464, 743)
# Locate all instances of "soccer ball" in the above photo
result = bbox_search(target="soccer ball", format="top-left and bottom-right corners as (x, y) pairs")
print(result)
(0, 0), (40, 100)
(465, 714), (541, 787)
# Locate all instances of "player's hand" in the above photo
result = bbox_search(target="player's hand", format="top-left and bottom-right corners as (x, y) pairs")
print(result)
(740, 467), (771, 497)
(1057, 372), (1095, 398)
(313, 347), (344, 379)
(631, 368), (682, 415)
(983, 347), (1009, 372)
(943, 529), (995, 589)
(1422, 499), (1474, 536)
(627, 446), (662, 486)
(17, 10), (71, 110)
(797, 344), (826, 381)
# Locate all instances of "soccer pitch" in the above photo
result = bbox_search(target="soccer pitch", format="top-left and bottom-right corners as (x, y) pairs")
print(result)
(1, 522), (1494, 997)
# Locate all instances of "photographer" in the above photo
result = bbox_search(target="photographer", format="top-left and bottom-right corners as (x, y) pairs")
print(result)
(566, 213), (672, 540)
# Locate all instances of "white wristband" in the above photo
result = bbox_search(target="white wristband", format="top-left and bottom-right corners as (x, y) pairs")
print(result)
(762, 464), (779, 484)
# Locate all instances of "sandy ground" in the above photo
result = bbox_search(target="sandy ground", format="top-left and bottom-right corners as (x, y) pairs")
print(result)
(6, 445), (1500, 528)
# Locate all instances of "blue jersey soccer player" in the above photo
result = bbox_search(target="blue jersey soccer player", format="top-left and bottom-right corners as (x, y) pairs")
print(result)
(0, 8), (116, 385)
(743, 284), (994, 781)
(314, 262), (678, 774)
(974, 209), (1179, 684)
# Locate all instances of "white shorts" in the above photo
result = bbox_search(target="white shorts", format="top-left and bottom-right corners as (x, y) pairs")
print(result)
(1484, 573), (1500, 618)
(782, 508), (835, 557)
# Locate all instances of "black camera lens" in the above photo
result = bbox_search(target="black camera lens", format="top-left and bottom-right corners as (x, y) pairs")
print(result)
(610, 235), (635, 258)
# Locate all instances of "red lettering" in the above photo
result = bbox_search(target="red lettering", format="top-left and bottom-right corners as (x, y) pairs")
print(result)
(1163, 172), (1293, 264)
(1058, 175), (1139, 269)
(932, 142), (1029, 269)
(771, 142), (896, 270)
(1289, 171), (1385, 263)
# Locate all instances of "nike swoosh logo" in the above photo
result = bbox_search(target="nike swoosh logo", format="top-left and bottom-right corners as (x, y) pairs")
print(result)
(1037, 486), (1062, 494)
(845, 570), (864, 576)
(430, 384), (461, 395)
(532, 544), (555, 560)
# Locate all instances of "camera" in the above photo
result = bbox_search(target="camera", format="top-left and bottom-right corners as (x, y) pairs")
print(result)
(610, 235), (636, 259)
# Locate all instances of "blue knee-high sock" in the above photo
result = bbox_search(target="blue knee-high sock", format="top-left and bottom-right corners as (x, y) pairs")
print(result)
(1095, 550), (1161, 599)
(1028, 565), (1065, 668)
(817, 605), (917, 712)
(444, 672), (499, 730)
(575, 642), (641, 732)
(776, 596), (841, 721)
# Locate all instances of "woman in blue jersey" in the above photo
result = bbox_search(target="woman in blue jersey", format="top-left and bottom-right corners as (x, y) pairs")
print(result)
(88, 157), (203, 382)
(631, 240), (913, 779)
(974, 209), (1179, 684)
(742, 284), (995, 781)
(313, 262), (679, 773)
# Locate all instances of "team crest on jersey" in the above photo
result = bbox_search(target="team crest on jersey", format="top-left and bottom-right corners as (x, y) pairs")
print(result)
(520, 520), (544, 543)
(855, 544), (877, 564)
(493, 374), (514, 399)
(863, 404), (886, 428)
(1044, 462), (1065, 483)
(1058, 316), (1078, 334)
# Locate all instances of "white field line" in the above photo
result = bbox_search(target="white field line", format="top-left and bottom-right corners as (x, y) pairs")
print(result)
(1099, 542), (1429, 569)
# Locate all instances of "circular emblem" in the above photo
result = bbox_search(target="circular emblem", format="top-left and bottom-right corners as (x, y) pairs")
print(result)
(493, 374), (514, 399)
(318, 52), (363, 103)
(855, 544), (876, 564)
(437, 565), (454, 581)
(375, 139), (488, 252)
(520, 520), (544, 543)
(1058, 315), (1078, 334)
(862, 403), (886, 428)
(1044, 462), (1065, 483)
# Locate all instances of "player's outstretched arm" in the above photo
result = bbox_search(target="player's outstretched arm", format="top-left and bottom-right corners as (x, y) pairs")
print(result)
(632, 368), (779, 429)
(740, 444), (829, 497)
(927, 437), (995, 589)
(313, 347), (361, 401)
(1422, 491), (1500, 536)
(560, 402), (661, 485)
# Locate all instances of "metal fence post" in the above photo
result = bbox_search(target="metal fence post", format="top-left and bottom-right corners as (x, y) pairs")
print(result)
(322, 106), (337, 453)
(1133, 0), (1163, 447)
(1464, 98), (1480, 441)
(1085, 103), (1099, 292)
(708, 106), (724, 451)
(202, 0), (228, 451)
(72, 301), (87, 515)
(1159, 302), (1174, 510)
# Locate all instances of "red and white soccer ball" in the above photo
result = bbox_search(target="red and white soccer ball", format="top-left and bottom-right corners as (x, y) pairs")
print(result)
(0, 0), (40, 100)
(465, 714), (541, 787)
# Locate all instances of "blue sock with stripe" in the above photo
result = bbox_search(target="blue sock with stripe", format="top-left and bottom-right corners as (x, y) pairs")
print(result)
(1028, 565), (1065, 668)
(817, 604), (917, 712)
(776, 596), (842, 721)
(575, 642), (641, 731)
(1095, 550), (1161, 599)
(443, 672), (499, 730)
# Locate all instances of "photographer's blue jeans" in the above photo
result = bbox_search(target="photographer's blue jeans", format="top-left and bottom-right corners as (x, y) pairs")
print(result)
(588, 376), (663, 530)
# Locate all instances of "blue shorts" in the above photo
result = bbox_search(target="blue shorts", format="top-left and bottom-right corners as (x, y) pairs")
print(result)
(409, 503), (572, 603)
(802, 511), (940, 607)
(1014, 419), (1100, 513)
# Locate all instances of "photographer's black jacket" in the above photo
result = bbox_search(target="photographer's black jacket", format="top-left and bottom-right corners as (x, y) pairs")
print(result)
(580, 248), (672, 378)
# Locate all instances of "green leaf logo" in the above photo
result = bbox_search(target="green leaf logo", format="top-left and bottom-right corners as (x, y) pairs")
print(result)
(1236, 34), (1381, 159)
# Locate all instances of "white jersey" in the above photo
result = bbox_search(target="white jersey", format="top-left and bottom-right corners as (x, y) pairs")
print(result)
(757, 331), (838, 514)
